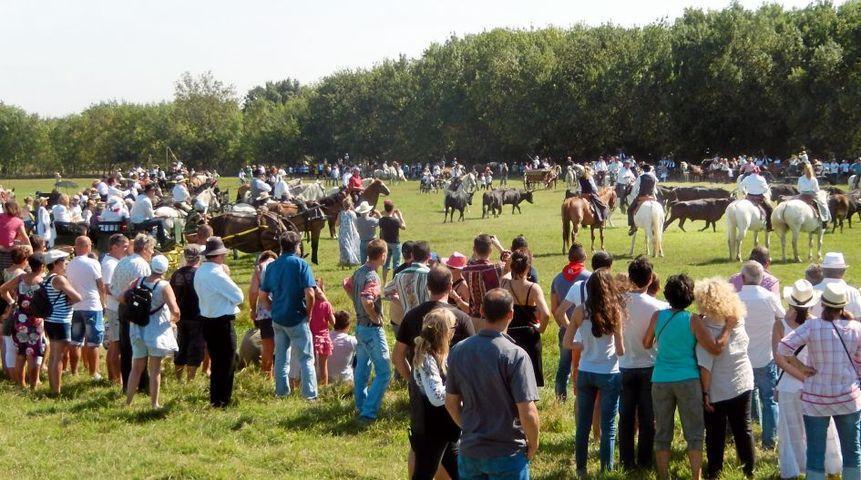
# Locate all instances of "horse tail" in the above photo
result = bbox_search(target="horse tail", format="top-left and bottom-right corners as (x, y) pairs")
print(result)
(772, 201), (787, 231)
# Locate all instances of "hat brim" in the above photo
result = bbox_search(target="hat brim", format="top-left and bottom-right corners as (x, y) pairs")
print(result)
(444, 259), (465, 269)
(203, 247), (229, 256)
(822, 298), (849, 309)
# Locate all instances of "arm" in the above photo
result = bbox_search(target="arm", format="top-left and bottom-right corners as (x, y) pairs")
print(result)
(219, 270), (244, 305)
(554, 299), (574, 329)
(393, 341), (411, 380)
(0, 275), (21, 304)
(54, 275), (82, 305)
(562, 306), (584, 350)
(699, 367), (714, 412)
(692, 315), (736, 355)
(163, 282), (180, 323)
(772, 319), (809, 381)
(96, 278), (106, 309)
(614, 318), (625, 356)
(419, 357), (447, 407)
(516, 401), (540, 460)
(304, 287), (315, 317)
(15, 224), (30, 246)
(248, 268), (260, 321)
(444, 394), (463, 428)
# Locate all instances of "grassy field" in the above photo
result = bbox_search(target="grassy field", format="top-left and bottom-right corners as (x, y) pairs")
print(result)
(0, 176), (859, 479)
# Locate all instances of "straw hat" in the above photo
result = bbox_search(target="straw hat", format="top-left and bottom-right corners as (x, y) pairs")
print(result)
(41, 249), (69, 264)
(822, 283), (849, 309)
(355, 201), (373, 215)
(783, 279), (820, 308)
(822, 252), (849, 270)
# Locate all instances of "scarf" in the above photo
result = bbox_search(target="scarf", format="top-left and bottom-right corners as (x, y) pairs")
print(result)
(562, 261), (584, 282)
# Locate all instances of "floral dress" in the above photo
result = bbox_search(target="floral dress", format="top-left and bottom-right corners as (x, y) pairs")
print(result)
(12, 278), (46, 358)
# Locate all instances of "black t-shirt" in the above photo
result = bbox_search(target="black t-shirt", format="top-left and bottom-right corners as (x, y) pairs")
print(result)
(397, 300), (475, 436)
(169, 266), (200, 322)
(378, 216), (401, 243)
(393, 261), (411, 276)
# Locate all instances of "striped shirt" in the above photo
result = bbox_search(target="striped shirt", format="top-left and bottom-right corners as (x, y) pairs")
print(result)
(462, 259), (504, 319)
(44, 274), (73, 324)
(778, 318), (861, 417)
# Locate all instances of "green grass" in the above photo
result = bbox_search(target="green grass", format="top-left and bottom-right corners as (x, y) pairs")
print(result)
(0, 176), (858, 479)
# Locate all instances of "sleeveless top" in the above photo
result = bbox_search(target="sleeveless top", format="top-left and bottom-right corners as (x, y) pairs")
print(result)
(447, 277), (466, 308)
(578, 176), (598, 195)
(651, 309), (699, 382)
(776, 317), (806, 393)
(638, 174), (657, 196)
(507, 281), (537, 331)
(44, 274), (73, 324)
(577, 309), (620, 374)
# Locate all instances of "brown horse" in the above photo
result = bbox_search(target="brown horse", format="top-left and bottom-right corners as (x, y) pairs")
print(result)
(270, 202), (325, 264)
(236, 183), (251, 203)
(322, 180), (390, 238)
(360, 179), (391, 209)
(209, 210), (297, 254)
(561, 187), (617, 253)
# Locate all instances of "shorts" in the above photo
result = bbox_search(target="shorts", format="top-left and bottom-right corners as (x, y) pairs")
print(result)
(44, 322), (71, 342)
(314, 333), (333, 357)
(71, 310), (105, 347)
(131, 337), (174, 359)
(3, 335), (16, 367)
(652, 378), (704, 451)
(175, 317), (206, 367)
(254, 318), (275, 340)
(103, 309), (120, 346)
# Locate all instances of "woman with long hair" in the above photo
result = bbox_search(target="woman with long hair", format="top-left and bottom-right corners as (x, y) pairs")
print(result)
(562, 268), (624, 475)
(798, 161), (831, 224)
(502, 250), (550, 386)
(779, 283), (861, 480)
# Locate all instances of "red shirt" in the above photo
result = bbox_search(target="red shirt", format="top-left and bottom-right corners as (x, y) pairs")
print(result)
(0, 214), (23, 248)
(348, 175), (363, 190)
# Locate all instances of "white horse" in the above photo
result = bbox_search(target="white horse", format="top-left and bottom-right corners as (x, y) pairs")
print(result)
(192, 187), (221, 215)
(459, 173), (478, 194)
(565, 166), (577, 189)
(772, 191), (826, 263)
(288, 182), (325, 202)
(154, 206), (186, 242)
(850, 174), (859, 192)
(629, 200), (665, 257)
(725, 199), (769, 261)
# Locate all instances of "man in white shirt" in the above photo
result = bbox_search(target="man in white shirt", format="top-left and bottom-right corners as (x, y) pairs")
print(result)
(812, 252), (861, 318)
(250, 170), (272, 206)
(614, 160), (636, 204)
(739, 167), (773, 230)
(171, 176), (192, 213)
(272, 175), (290, 201)
(101, 233), (128, 384)
(737, 261), (785, 449)
(67, 236), (106, 380)
(130, 184), (167, 245)
(194, 236), (244, 407)
(95, 177), (110, 200)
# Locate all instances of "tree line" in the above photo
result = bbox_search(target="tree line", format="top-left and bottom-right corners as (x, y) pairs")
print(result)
(2, 1), (861, 176)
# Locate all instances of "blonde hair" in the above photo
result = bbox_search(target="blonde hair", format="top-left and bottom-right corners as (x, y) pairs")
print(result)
(413, 308), (456, 376)
(802, 162), (814, 179)
(58, 193), (70, 206)
(694, 277), (747, 324)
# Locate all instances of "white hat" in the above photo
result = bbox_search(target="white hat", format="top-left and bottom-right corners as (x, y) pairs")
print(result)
(822, 252), (849, 269)
(41, 249), (69, 265)
(822, 282), (849, 309)
(355, 201), (373, 215)
(151, 255), (169, 274)
(783, 279), (820, 308)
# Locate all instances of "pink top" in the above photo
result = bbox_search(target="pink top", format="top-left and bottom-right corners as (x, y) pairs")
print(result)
(310, 300), (333, 337)
(0, 214), (23, 248)
(778, 318), (861, 417)
(729, 270), (780, 295)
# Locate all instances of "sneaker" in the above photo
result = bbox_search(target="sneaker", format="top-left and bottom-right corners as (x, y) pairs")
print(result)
(92, 373), (103, 381)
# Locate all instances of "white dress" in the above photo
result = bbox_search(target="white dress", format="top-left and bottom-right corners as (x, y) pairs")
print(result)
(36, 206), (56, 247)
(129, 279), (178, 357)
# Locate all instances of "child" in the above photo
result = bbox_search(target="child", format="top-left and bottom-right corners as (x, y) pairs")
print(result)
(328, 311), (356, 385)
(309, 278), (335, 385)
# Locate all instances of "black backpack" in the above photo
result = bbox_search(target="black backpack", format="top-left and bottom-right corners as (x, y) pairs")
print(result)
(30, 274), (61, 318)
(124, 278), (164, 327)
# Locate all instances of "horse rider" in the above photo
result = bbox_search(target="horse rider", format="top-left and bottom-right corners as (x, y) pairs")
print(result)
(627, 164), (659, 236)
(615, 159), (636, 205)
(738, 157), (757, 180)
(739, 166), (774, 231)
(578, 167), (609, 224)
(797, 162), (831, 227)
(593, 156), (608, 186)
(172, 175), (193, 213)
(130, 184), (169, 245)
(607, 156), (621, 184)
(347, 167), (364, 203)
(250, 168), (272, 206)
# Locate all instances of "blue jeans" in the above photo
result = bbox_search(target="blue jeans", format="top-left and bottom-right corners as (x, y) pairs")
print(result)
(354, 324), (391, 419)
(71, 310), (105, 347)
(458, 451), (529, 480)
(384, 242), (401, 272)
(554, 328), (572, 398)
(752, 360), (779, 448)
(575, 370), (621, 473)
(359, 239), (371, 264)
(805, 411), (861, 480)
(273, 321), (318, 399)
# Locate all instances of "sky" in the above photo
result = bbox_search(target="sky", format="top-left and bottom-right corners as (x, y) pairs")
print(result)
(0, 0), (835, 117)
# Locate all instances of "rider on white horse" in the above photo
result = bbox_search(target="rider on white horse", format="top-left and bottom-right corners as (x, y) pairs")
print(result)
(627, 164), (658, 236)
(739, 166), (773, 231)
(797, 162), (831, 227)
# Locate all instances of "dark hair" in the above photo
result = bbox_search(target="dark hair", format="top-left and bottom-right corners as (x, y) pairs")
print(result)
(664, 274), (695, 310)
(568, 242), (586, 263)
(10, 246), (28, 265)
(510, 250), (531, 278)
(367, 238), (387, 261)
(197, 224), (214, 242)
(4, 201), (19, 217)
(279, 231), (302, 254)
(384, 202), (394, 213)
(334, 311), (351, 330)
(647, 272), (660, 297)
(427, 266), (452, 295)
(26, 254), (44, 272)
(511, 235), (528, 252)
(591, 251), (613, 270)
(29, 234), (46, 253)
(628, 255), (653, 288)
(473, 234), (492, 257)
(749, 246), (770, 267)
(108, 233), (128, 249)
(401, 241), (415, 259)
(822, 306), (853, 322)
(482, 288), (513, 323)
(584, 269), (625, 337)
(793, 306), (811, 324)
(412, 241), (431, 263)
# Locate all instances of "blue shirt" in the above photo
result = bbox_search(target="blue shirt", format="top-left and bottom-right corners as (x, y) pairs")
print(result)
(260, 253), (316, 327)
(651, 309), (699, 383)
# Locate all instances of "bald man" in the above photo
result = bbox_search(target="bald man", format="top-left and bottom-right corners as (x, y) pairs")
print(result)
(67, 236), (107, 379)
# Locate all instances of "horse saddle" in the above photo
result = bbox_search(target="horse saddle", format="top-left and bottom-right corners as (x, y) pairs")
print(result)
(794, 194), (821, 220)
(632, 195), (656, 216)
(745, 195), (768, 220)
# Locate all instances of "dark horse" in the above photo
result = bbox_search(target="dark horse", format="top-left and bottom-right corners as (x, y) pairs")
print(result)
(270, 202), (326, 264)
(319, 180), (391, 238)
(208, 210), (298, 254)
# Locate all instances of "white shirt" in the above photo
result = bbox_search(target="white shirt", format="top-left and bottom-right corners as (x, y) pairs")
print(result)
(172, 183), (190, 203)
(194, 261), (244, 318)
(52, 204), (72, 223)
(96, 182), (109, 196)
(797, 175), (820, 194)
(66, 255), (103, 311)
(615, 168), (635, 185)
(107, 185), (126, 198)
(342, 172), (352, 187)
(101, 255), (120, 311)
(740, 174), (769, 195)
(109, 254), (151, 304)
(273, 178), (289, 200)
(812, 278), (861, 318)
(69, 205), (83, 222)
(738, 284), (786, 368)
(563, 279), (588, 306)
(129, 195), (154, 223)
(621, 292), (669, 369)
(100, 198), (129, 223)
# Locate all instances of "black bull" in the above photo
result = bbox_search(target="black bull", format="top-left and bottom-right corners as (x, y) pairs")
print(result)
(664, 197), (733, 232)
(482, 188), (534, 218)
(444, 190), (474, 222)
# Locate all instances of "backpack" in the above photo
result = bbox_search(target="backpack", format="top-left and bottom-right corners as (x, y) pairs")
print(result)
(124, 278), (164, 327)
(30, 274), (61, 318)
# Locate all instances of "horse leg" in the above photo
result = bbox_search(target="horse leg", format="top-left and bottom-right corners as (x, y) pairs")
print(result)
(599, 226), (605, 251)
(817, 228), (824, 261)
(589, 226), (595, 252)
(678, 218), (687, 232)
(562, 217), (570, 254)
(629, 228), (637, 257)
(311, 227), (320, 265)
(807, 231), (814, 261)
(791, 228), (800, 262)
(736, 227), (747, 262)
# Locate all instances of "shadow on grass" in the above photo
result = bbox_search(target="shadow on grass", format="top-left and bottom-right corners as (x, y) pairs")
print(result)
(277, 399), (364, 436)
(122, 400), (175, 423)
(692, 257), (733, 266)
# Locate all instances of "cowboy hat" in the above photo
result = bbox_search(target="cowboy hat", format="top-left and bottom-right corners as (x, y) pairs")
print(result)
(256, 192), (271, 201)
(444, 251), (467, 270)
(41, 249), (69, 265)
(783, 279), (820, 308)
(355, 201), (373, 215)
(822, 252), (849, 270)
(821, 282), (849, 309)
(202, 236), (229, 257)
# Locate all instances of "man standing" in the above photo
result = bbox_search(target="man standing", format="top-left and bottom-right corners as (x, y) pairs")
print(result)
(194, 237), (244, 407)
(628, 164), (659, 235)
(378, 200), (406, 284)
(67, 236), (106, 380)
(101, 233), (128, 384)
(344, 238), (389, 421)
(259, 231), (318, 400)
(462, 234), (509, 325)
(549, 242), (590, 400)
(445, 289), (540, 479)
(170, 245), (205, 381)
(737, 261), (785, 449)
(384, 241), (431, 326)
(812, 252), (861, 318)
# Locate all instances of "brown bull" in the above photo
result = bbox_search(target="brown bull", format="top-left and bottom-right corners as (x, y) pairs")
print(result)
(664, 197), (733, 232)
(829, 193), (851, 233)
(561, 187), (617, 252)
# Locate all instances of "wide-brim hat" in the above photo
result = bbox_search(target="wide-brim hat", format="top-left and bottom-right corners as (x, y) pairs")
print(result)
(822, 252), (849, 270)
(444, 251), (467, 270)
(355, 201), (372, 215)
(822, 283), (849, 309)
(202, 236), (229, 257)
(784, 279), (820, 308)
(257, 192), (271, 201)
(41, 249), (69, 265)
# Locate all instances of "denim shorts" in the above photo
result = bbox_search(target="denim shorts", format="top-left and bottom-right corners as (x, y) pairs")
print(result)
(44, 322), (71, 342)
(71, 310), (105, 347)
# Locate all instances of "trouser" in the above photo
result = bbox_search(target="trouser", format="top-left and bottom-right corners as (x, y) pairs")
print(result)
(201, 315), (236, 407)
(554, 328), (572, 399)
(273, 321), (318, 399)
(575, 370), (621, 473)
(458, 452), (528, 480)
(747, 195), (773, 230)
(801, 193), (832, 222)
(359, 239), (370, 264)
(618, 367), (655, 470)
(805, 410), (861, 480)
(752, 360), (779, 448)
(354, 324), (391, 419)
(704, 390), (755, 478)
(627, 198), (640, 228)
(133, 219), (167, 243)
(118, 306), (148, 393)
(410, 431), (460, 480)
